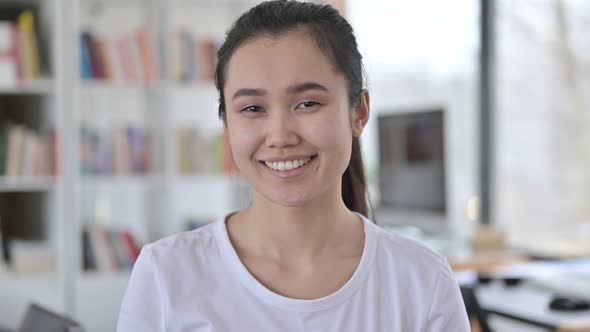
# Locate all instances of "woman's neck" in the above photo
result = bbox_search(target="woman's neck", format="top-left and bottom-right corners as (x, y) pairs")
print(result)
(227, 190), (363, 264)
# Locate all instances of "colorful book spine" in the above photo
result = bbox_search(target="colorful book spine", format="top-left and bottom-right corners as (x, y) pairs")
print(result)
(136, 27), (158, 83)
(80, 33), (93, 80)
(0, 21), (17, 85)
(82, 225), (141, 272)
(116, 35), (136, 82)
(17, 10), (40, 80)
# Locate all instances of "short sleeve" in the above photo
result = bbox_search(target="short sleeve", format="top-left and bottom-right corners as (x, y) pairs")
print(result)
(423, 260), (471, 332)
(117, 246), (166, 332)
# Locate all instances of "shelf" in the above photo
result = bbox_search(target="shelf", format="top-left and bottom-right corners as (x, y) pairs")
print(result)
(0, 176), (56, 192)
(79, 80), (162, 93)
(164, 80), (216, 91)
(172, 173), (241, 183)
(81, 174), (164, 187)
(78, 80), (218, 95)
(0, 269), (57, 290)
(0, 79), (55, 95)
(78, 270), (130, 281)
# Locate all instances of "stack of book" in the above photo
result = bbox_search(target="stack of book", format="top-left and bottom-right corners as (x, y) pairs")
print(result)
(0, 10), (42, 86)
(0, 124), (58, 177)
(82, 224), (141, 272)
(80, 125), (151, 175)
(169, 29), (219, 83)
(80, 27), (158, 84)
(176, 128), (236, 175)
(0, 215), (55, 274)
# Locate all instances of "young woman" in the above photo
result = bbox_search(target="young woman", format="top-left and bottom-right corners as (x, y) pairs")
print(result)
(117, 1), (470, 331)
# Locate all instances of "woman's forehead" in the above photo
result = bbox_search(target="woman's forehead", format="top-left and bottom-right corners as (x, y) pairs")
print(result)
(224, 32), (343, 93)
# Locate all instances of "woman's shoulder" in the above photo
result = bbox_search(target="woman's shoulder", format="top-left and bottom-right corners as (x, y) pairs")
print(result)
(142, 220), (222, 259)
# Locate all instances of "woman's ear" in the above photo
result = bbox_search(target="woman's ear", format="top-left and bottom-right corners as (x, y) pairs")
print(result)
(352, 89), (370, 137)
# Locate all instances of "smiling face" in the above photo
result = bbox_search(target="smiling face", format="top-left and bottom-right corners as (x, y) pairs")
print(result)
(223, 31), (365, 209)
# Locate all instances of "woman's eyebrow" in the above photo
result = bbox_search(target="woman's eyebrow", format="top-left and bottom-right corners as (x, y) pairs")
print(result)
(232, 88), (266, 100)
(286, 82), (329, 94)
(231, 82), (329, 101)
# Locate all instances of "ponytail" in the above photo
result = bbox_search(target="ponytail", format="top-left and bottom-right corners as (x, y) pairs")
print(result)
(342, 137), (371, 219)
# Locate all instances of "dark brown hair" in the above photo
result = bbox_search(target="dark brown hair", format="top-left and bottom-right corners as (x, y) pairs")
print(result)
(215, 0), (371, 218)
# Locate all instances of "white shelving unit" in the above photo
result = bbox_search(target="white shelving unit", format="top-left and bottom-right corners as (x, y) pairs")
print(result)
(70, 0), (254, 331)
(0, 0), (66, 329)
(0, 0), (261, 330)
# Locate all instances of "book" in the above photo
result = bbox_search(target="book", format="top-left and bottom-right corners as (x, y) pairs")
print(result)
(197, 39), (217, 82)
(116, 34), (136, 82)
(181, 30), (195, 82)
(82, 225), (141, 271)
(127, 127), (149, 173)
(5, 124), (25, 176)
(113, 127), (131, 174)
(81, 228), (96, 271)
(96, 36), (113, 80)
(79, 33), (92, 80)
(0, 217), (9, 266)
(17, 10), (40, 80)
(49, 128), (59, 176)
(128, 34), (144, 82)
(136, 27), (157, 83)
(169, 30), (183, 81)
(0, 124), (7, 174)
(86, 224), (118, 271)
(108, 229), (130, 270)
(1, 124), (55, 177)
(80, 31), (104, 79)
(119, 229), (140, 266)
(0, 21), (17, 86)
(5, 240), (55, 274)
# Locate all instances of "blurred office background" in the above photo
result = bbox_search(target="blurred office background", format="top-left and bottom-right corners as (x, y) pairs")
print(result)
(0, 0), (589, 331)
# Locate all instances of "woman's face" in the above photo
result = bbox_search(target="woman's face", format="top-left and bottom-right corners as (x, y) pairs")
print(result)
(223, 31), (368, 208)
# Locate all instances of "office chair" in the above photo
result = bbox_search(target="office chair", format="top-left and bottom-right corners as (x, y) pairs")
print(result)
(461, 286), (494, 332)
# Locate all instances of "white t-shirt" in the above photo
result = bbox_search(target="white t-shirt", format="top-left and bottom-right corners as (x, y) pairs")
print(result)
(117, 214), (470, 332)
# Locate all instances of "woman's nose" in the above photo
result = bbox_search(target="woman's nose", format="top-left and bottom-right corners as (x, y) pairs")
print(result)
(265, 112), (300, 148)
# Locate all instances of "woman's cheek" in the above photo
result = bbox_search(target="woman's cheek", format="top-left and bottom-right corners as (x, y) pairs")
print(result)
(228, 124), (260, 162)
(311, 114), (352, 152)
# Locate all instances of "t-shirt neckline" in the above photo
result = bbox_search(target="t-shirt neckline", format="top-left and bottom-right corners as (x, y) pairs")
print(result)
(214, 212), (377, 313)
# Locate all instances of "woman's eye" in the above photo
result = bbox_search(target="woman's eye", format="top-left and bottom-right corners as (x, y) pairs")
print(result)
(241, 106), (263, 113)
(296, 101), (320, 110)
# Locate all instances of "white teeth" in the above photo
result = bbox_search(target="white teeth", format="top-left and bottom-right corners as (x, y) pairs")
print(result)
(285, 161), (294, 170)
(264, 157), (312, 171)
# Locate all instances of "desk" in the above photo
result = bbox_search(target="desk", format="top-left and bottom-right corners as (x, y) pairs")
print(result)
(477, 282), (590, 332)
(469, 259), (590, 332)
(448, 251), (529, 273)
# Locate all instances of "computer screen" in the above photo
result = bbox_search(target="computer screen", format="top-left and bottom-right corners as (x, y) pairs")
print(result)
(377, 109), (446, 213)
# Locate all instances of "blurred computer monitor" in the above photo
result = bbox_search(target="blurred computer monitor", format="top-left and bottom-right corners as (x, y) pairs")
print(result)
(376, 109), (447, 233)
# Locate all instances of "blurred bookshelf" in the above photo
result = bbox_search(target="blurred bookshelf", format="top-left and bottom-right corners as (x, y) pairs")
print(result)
(0, 0), (253, 331)
(73, 0), (252, 331)
(0, 0), (65, 329)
